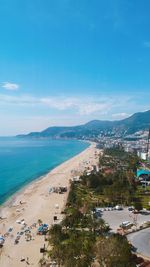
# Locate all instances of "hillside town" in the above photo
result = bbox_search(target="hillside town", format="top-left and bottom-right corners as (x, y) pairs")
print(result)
(88, 129), (150, 161)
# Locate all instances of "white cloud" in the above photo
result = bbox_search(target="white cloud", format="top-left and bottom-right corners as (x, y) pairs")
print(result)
(0, 94), (113, 115)
(41, 97), (77, 110)
(0, 93), (147, 120)
(2, 82), (20, 90)
(0, 92), (149, 135)
(41, 97), (111, 115)
(112, 112), (129, 119)
(77, 102), (110, 115)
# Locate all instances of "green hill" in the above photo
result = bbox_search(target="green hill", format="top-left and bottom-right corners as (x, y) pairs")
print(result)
(17, 110), (150, 139)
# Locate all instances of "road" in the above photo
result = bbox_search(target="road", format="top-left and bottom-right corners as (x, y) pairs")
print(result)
(127, 228), (150, 258)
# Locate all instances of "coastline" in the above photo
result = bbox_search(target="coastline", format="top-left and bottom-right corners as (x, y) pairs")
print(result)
(0, 141), (99, 267)
(0, 139), (90, 209)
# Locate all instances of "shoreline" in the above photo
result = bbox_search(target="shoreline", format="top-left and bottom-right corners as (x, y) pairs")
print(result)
(0, 140), (90, 210)
(0, 141), (99, 267)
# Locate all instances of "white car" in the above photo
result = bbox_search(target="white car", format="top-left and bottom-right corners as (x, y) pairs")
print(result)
(115, 205), (123, 210)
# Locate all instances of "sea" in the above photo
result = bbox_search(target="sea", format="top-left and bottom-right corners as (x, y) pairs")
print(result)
(0, 137), (89, 205)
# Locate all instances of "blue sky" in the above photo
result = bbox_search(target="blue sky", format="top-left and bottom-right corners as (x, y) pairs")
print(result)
(0, 0), (150, 135)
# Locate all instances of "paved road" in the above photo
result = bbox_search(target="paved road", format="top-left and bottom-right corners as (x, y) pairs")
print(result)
(127, 228), (150, 258)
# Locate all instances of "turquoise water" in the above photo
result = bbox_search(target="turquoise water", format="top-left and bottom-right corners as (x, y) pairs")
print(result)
(0, 138), (89, 205)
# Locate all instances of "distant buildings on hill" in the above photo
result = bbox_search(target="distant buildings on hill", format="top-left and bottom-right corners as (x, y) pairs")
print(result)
(92, 130), (150, 162)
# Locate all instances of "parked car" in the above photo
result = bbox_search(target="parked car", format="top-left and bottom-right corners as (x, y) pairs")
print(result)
(115, 205), (123, 210)
(128, 206), (134, 211)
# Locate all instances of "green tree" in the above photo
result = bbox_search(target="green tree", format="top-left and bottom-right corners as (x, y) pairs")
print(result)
(134, 199), (143, 211)
(96, 234), (136, 267)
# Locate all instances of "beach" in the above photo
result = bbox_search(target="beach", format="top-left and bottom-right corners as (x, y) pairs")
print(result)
(0, 142), (99, 267)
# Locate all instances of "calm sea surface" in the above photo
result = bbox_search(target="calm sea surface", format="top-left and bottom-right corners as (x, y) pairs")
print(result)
(0, 138), (89, 204)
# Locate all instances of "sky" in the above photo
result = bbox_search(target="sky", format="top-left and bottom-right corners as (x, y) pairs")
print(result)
(0, 0), (150, 135)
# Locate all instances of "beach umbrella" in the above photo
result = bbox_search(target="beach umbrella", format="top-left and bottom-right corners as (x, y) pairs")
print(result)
(49, 187), (53, 193)
(16, 220), (21, 224)
(43, 224), (48, 227)
(8, 227), (13, 232)
(38, 226), (43, 232)
(55, 204), (59, 209)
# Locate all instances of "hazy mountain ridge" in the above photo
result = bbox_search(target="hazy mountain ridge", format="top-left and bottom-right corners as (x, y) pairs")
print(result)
(18, 110), (150, 139)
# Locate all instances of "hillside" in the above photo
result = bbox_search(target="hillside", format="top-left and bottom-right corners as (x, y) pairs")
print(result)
(18, 110), (150, 139)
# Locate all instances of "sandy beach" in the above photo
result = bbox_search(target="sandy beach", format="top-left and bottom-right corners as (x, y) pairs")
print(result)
(0, 142), (99, 267)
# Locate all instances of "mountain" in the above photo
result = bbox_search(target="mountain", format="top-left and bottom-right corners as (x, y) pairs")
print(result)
(18, 110), (150, 139)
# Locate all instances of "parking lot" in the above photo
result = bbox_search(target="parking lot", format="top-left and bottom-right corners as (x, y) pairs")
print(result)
(101, 207), (150, 231)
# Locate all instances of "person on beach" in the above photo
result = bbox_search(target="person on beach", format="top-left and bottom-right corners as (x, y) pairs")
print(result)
(20, 256), (25, 262)
(26, 257), (30, 265)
